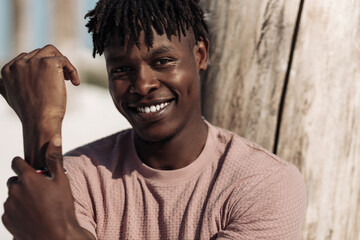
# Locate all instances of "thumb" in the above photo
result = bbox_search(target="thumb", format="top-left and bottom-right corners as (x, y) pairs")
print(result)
(45, 134), (63, 178)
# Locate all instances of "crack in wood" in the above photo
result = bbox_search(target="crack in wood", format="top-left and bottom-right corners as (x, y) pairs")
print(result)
(273, 0), (305, 154)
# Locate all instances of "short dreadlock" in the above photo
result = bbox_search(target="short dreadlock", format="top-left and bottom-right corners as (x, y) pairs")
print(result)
(85, 0), (208, 57)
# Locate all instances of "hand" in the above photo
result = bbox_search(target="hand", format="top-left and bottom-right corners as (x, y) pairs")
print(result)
(0, 44), (79, 124)
(2, 135), (88, 240)
(0, 45), (80, 167)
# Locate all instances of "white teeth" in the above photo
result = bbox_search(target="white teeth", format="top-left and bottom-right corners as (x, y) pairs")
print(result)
(136, 101), (171, 113)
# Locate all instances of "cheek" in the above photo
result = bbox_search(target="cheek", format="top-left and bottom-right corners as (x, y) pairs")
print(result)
(169, 64), (200, 97)
(109, 81), (130, 108)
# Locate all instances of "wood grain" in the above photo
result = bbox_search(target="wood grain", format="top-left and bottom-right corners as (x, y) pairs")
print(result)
(200, 0), (300, 151)
(277, 1), (360, 239)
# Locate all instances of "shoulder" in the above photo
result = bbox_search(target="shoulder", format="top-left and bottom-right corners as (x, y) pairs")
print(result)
(208, 123), (304, 193)
(63, 128), (133, 172)
(209, 125), (306, 238)
(65, 128), (132, 157)
(210, 124), (289, 170)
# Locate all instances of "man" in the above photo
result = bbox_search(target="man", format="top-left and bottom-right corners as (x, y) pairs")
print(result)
(0, 0), (306, 239)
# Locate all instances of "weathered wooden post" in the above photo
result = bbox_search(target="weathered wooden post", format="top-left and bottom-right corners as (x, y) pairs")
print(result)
(200, 0), (299, 151)
(277, 1), (360, 239)
(201, 0), (360, 239)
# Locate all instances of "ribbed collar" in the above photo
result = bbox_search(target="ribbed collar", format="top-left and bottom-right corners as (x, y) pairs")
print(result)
(128, 122), (219, 185)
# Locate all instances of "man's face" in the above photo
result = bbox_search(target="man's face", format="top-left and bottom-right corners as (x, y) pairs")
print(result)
(104, 31), (209, 142)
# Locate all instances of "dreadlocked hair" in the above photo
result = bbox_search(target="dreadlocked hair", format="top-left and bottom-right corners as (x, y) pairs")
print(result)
(85, 0), (208, 57)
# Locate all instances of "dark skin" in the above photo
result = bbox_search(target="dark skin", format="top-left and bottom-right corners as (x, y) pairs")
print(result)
(0, 46), (94, 239)
(2, 136), (93, 240)
(0, 30), (209, 239)
(0, 45), (80, 169)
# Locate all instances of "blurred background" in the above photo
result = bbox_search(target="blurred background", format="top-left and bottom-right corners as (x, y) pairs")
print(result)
(2, 0), (360, 239)
(0, 0), (131, 238)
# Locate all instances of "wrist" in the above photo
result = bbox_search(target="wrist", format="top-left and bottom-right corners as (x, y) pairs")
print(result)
(22, 116), (63, 168)
(63, 220), (93, 240)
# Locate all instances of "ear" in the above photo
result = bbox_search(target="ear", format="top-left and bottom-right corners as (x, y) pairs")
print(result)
(194, 38), (210, 71)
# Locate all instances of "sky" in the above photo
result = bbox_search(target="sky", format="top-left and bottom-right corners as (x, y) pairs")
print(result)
(0, 0), (98, 60)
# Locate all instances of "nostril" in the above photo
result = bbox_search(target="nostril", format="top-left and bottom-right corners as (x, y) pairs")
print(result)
(130, 77), (160, 96)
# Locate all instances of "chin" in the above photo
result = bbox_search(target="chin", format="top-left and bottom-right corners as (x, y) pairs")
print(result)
(134, 125), (178, 144)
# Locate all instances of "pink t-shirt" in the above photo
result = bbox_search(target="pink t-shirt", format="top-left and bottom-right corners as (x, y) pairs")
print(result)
(64, 123), (306, 240)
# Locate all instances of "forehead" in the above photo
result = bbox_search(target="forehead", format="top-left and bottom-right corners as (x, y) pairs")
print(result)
(104, 30), (194, 59)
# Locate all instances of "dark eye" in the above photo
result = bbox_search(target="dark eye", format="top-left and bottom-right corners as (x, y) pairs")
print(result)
(154, 59), (173, 66)
(113, 65), (132, 73)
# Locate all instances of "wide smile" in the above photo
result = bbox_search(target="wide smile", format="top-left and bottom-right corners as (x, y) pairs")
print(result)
(127, 98), (175, 123)
(136, 101), (170, 113)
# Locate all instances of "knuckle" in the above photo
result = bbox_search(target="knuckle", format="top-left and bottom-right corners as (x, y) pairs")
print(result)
(2, 213), (9, 227)
(48, 151), (63, 160)
(43, 44), (60, 54)
(61, 56), (70, 64)
(0, 66), (7, 77)
(10, 59), (25, 71)
(18, 52), (27, 58)
(11, 157), (21, 170)
(39, 57), (53, 67)
(7, 190), (15, 201)
(6, 176), (18, 189)
(3, 198), (8, 209)
(43, 44), (55, 51)
(46, 152), (62, 167)
(3, 198), (11, 212)
(28, 58), (37, 66)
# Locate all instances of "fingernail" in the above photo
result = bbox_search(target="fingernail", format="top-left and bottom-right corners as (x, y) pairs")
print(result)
(53, 136), (62, 147)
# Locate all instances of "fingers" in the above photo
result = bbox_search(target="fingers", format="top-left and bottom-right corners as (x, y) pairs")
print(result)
(45, 134), (64, 179)
(2, 211), (16, 238)
(5, 52), (28, 67)
(6, 177), (19, 189)
(23, 48), (41, 60)
(2, 45), (80, 87)
(33, 44), (62, 58)
(11, 157), (33, 177)
(33, 45), (80, 86)
(1, 53), (28, 79)
(58, 56), (80, 86)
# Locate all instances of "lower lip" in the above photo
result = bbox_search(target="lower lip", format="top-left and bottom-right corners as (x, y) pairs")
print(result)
(131, 101), (174, 122)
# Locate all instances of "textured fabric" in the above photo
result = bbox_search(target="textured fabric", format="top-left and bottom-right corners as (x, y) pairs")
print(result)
(64, 123), (306, 240)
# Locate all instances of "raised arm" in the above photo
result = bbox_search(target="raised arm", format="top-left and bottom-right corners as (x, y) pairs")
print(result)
(0, 45), (80, 169)
(1, 45), (95, 239)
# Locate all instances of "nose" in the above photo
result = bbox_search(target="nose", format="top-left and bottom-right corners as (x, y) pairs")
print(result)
(129, 65), (160, 95)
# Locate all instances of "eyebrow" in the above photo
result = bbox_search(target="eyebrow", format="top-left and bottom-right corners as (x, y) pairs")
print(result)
(106, 44), (175, 63)
(146, 45), (175, 59)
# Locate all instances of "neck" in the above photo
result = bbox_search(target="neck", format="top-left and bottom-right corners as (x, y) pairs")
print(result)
(134, 118), (208, 170)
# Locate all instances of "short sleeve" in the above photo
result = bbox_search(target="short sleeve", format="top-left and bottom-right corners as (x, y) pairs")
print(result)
(64, 156), (98, 239)
(217, 164), (306, 240)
